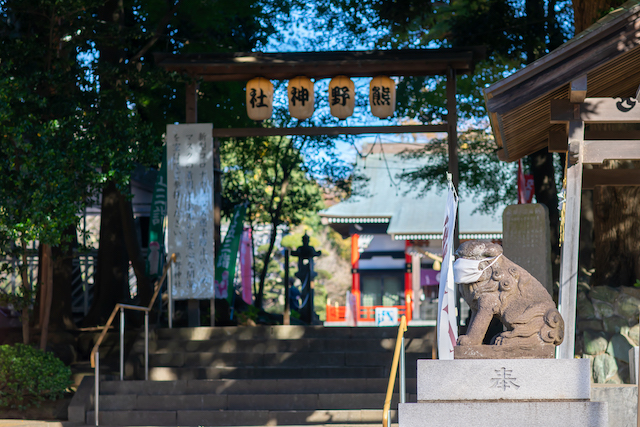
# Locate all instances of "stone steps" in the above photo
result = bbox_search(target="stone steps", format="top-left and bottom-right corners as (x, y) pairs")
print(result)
(140, 338), (432, 354)
(147, 366), (390, 380)
(97, 392), (415, 411)
(99, 378), (417, 395)
(143, 351), (425, 369)
(87, 408), (399, 426)
(70, 325), (429, 426)
(73, 377), (416, 425)
(150, 325), (432, 340)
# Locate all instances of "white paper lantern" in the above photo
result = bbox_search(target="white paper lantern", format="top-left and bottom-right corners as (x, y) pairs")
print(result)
(369, 76), (396, 119)
(288, 76), (314, 120)
(246, 77), (273, 121)
(329, 75), (355, 120)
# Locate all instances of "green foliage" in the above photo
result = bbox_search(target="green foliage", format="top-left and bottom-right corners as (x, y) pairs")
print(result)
(398, 129), (517, 214)
(327, 229), (351, 262)
(0, 344), (72, 410)
(220, 135), (326, 227)
(236, 304), (260, 325)
(281, 233), (321, 250)
(313, 283), (327, 321)
(316, 269), (332, 281)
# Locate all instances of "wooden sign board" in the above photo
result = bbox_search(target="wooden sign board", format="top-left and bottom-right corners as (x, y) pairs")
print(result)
(166, 124), (215, 300)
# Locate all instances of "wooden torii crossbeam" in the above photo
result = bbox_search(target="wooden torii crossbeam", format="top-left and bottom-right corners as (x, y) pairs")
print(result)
(154, 48), (485, 150)
(550, 93), (640, 359)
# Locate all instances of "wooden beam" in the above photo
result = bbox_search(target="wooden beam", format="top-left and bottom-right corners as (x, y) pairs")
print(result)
(557, 120), (584, 360)
(548, 129), (568, 152)
(569, 75), (587, 103)
(210, 124), (448, 138)
(585, 130), (640, 140)
(155, 48), (485, 81)
(550, 99), (581, 123)
(583, 169), (640, 189)
(583, 140), (640, 163)
(552, 97), (640, 123)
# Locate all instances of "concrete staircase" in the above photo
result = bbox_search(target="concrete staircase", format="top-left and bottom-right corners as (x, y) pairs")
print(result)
(69, 325), (434, 426)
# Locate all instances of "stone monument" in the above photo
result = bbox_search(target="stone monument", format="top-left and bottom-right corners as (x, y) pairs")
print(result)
(502, 204), (553, 295)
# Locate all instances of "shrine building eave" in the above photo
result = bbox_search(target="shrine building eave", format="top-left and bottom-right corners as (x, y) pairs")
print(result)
(483, 1), (640, 162)
(154, 48), (486, 82)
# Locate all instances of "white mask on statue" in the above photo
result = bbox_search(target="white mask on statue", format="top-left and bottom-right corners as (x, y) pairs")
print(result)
(453, 254), (502, 284)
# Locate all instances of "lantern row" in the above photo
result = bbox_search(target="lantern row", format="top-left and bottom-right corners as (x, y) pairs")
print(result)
(246, 75), (396, 121)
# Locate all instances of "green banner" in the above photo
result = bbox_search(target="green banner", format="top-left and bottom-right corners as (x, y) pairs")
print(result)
(214, 203), (247, 305)
(146, 145), (168, 278)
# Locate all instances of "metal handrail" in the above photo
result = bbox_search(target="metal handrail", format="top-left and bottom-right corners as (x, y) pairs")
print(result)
(382, 315), (408, 427)
(90, 254), (175, 426)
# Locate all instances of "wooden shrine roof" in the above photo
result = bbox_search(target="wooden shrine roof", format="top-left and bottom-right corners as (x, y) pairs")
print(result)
(484, 1), (640, 162)
(154, 48), (485, 82)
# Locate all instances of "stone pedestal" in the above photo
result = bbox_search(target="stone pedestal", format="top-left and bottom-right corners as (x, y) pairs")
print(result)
(454, 343), (555, 359)
(399, 359), (608, 427)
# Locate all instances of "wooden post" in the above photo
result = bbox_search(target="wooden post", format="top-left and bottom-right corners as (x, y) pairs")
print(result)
(283, 248), (290, 326)
(186, 81), (198, 124)
(185, 80), (200, 327)
(447, 67), (462, 329)
(446, 67), (460, 250)
(212, 136), (221, 326)
(557, 120), (584, 359)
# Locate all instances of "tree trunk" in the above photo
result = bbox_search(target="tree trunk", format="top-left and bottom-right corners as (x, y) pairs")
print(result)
(255, 175), (291, 309)
(20, 240), (30, 344)
(592, 168), (640, 287)
(83, 181), (129, 326)
(572, 0), (624, 34)
(579, 188), (595, 274)
(119, 192), (152, 305)
(527, 147), (561, 281)
(585, 120), (640, 286)
(50, 224), (78, 330)
(525, 0), (546, 63)
(39, 244), (53, 350)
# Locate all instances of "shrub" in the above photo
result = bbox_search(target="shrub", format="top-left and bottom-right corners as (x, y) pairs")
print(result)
(0, 343), (72, 410)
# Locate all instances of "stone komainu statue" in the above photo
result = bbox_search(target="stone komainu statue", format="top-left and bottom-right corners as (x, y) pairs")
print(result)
(454, 241), (564, 347)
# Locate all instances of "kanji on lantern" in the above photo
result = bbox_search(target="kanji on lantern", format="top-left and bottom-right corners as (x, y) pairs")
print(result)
(329, 75), (355, 119)
(246, 77), (273, 121)
(288, 76), (314, 120)
(369, 76), (396, 119)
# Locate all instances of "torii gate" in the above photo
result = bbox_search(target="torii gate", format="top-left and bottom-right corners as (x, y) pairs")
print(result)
(156, 48), (485, 324)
